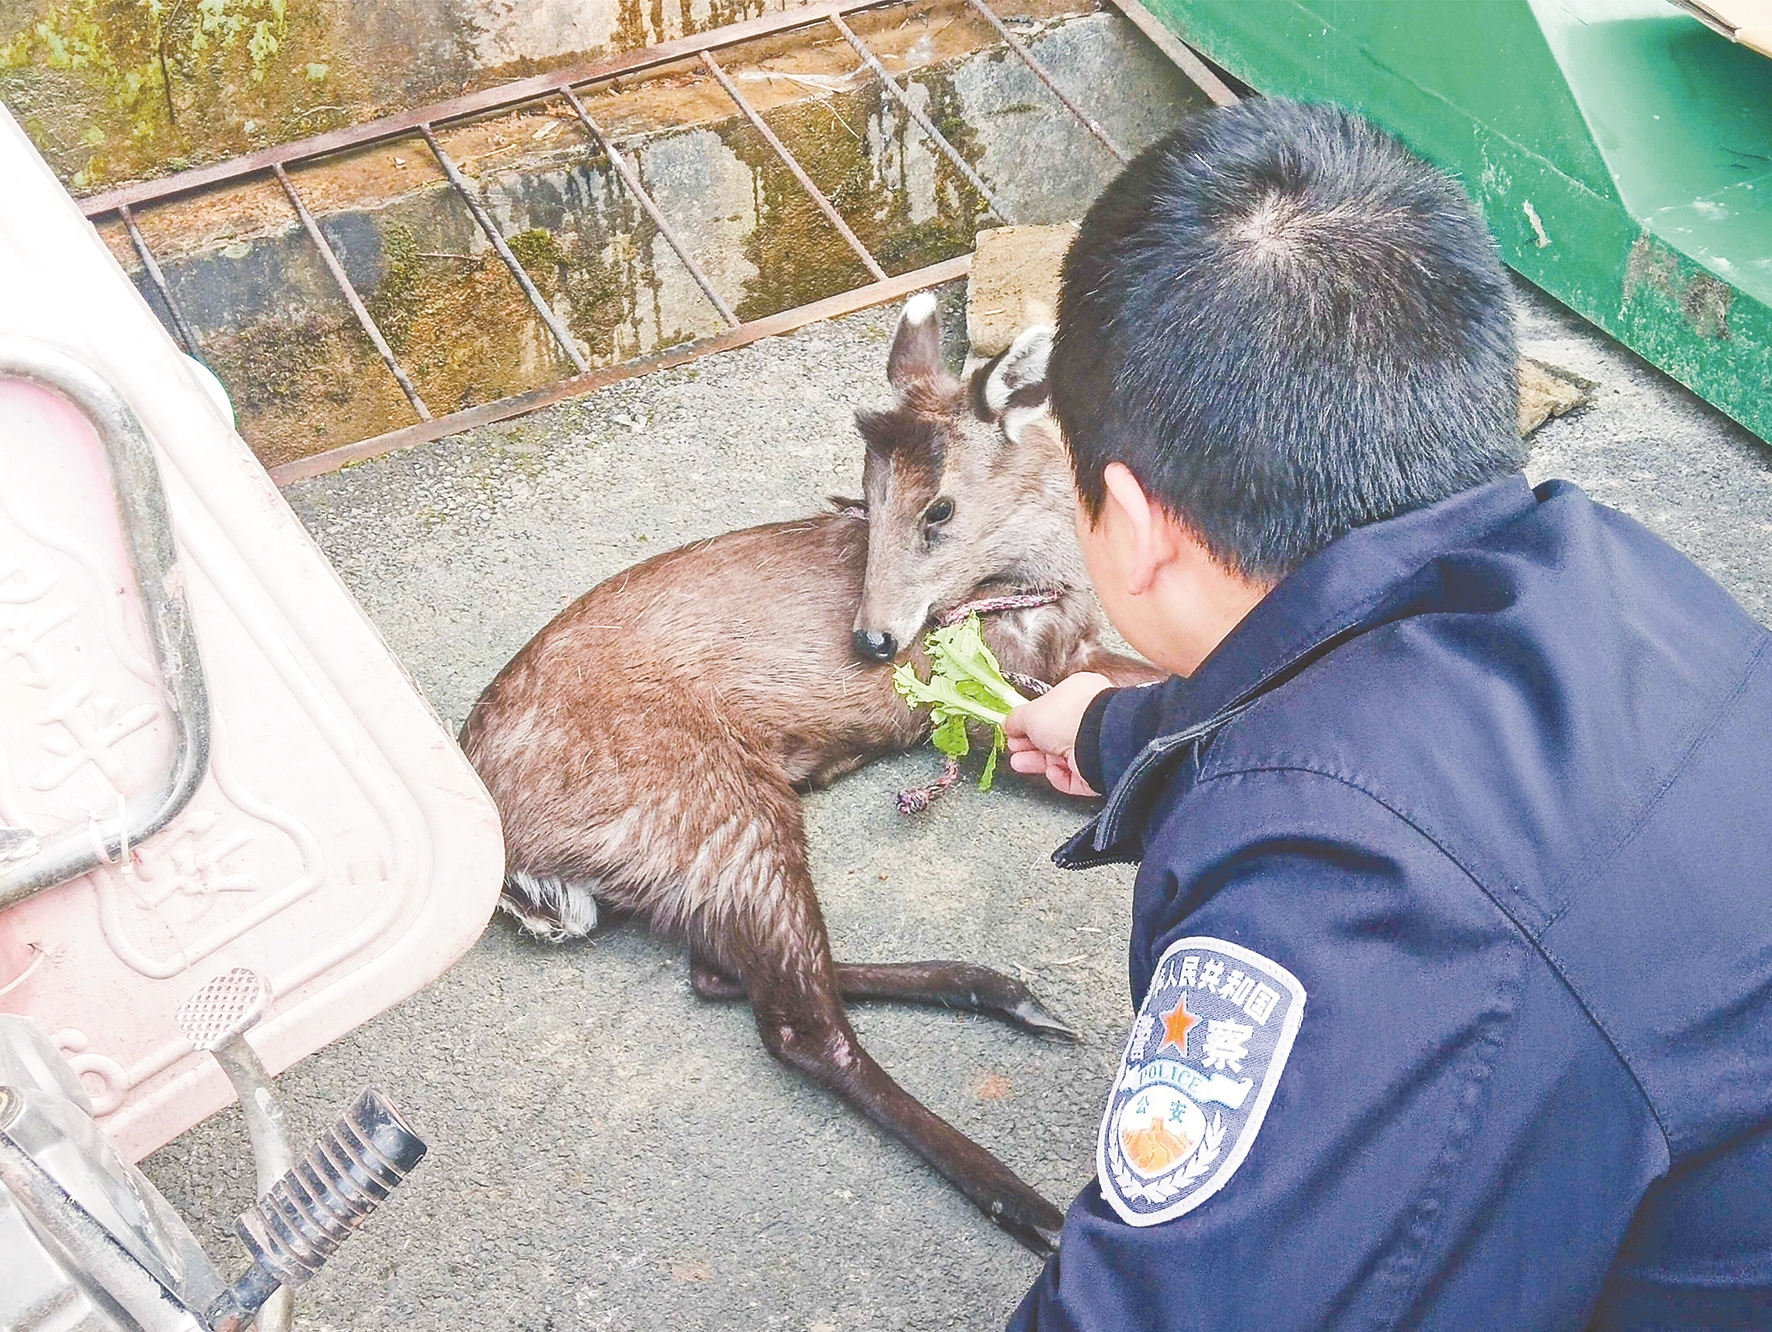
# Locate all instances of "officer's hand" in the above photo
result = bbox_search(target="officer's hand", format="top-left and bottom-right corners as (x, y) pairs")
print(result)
(1005, 672), (1113, 797)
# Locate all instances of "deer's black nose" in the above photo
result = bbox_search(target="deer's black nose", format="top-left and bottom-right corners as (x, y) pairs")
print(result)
(853, 629), (898, 661)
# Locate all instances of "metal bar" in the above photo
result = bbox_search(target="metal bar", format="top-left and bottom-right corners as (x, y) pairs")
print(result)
(965, 0), (1128, 162)
(272, 164), (432, 422)
(418, 122), (592, 374)
(0, 338), (211, 910)
(174, 967), (295, 1332)
(215, 1035), (295, 1332)
(268, 253), (972, 486)
(558, 86), (741, 327)
(1106, 0), (1239, 106)
(829, 13), (1016, 224)
(698, 51), (888, 282)
(117, 203), (204, 358)
(78, 0), (905, 219)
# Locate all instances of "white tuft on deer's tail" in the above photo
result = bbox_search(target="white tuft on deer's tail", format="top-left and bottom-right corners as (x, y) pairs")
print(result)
(500, 871), (601, 941)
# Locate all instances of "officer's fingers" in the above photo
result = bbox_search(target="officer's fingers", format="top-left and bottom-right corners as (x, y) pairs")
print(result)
(1053, 764), (1097, 798)
(1009, 749), (1047, 775)
(1006, 730), (1038, 754)
(1004, 702), (1030, 737)
(1040, 754), (1094, 797)
(1017, 697), (1076, 752)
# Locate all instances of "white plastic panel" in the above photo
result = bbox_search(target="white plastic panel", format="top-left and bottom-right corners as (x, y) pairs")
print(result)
(0, 107), (504, 1162)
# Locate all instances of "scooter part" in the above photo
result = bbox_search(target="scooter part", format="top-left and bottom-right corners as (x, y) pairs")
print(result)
(175, 969), (294, 1194)
(0, 1015), (226, 1332)
(175, 968), (294, 1332)
(0, 337), (210, 911)
(206, 1089), (426, 1332)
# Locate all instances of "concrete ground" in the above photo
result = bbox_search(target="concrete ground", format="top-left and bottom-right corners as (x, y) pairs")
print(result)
(141, 276), (1772, 1331)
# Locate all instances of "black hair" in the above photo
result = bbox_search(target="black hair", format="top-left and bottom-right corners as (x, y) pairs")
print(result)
(1053, 98), (1523, 581)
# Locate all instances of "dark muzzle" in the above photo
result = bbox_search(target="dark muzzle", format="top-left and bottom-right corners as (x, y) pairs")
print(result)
(852, 629), (898, 662)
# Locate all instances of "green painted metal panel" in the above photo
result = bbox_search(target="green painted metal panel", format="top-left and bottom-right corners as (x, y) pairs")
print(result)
(1142, 0), (1772, 445)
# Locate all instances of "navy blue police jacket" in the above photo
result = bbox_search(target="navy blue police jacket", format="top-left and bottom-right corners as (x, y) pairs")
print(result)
(1008, 474), (1772, 1331)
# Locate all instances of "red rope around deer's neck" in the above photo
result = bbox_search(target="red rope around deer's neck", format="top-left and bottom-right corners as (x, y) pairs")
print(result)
(937, 588), (1062, 626)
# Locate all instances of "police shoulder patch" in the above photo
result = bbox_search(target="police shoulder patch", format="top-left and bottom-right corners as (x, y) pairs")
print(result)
(1097, 935), (1305, 1226)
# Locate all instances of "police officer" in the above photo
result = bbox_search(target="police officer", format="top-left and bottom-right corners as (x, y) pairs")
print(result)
(1002, 99), (1772, 1329)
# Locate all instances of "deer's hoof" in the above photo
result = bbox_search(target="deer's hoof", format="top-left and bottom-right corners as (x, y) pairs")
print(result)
(992, 1193), (1066, 1258)
(1010, 995), (1082, 1043)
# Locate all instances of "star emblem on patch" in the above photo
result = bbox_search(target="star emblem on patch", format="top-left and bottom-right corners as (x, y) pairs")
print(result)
(1097, 936), (1306, 1226)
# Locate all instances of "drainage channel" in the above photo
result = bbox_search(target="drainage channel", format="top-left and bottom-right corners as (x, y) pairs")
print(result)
(76, 0), (1227, 484)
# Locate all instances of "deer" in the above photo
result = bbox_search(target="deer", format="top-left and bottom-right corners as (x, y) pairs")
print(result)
(458, 293), (1159, 1254)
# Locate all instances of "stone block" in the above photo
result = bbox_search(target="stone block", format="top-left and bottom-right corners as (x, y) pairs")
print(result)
(966, 223), (1077, 356)
(1518, 356), (1595, 437)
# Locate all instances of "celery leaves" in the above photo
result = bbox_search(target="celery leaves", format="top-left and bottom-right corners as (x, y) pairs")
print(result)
(892, 613), (1029, 791)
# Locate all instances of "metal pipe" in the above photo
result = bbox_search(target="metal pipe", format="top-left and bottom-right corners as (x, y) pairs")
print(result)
(417, 123), (592, 373)
(829, 13), (1015, 224)
(0, 339), (210, 909)
(558, 86), (741, 327)
(272, 164), (433, 422)
(117, 203), (206, 359)
(210, 1035), (294, 1332)
(963, 0), (1128, 163)
(211, 1038), (293, 1197)
(697, 51), (888, 282)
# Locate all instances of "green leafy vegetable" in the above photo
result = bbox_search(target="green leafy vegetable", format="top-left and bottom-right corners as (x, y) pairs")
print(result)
(892, 613), (1029, 791)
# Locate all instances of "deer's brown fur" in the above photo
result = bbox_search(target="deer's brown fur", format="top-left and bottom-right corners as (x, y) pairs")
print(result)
(460, 297), (1157, 1253)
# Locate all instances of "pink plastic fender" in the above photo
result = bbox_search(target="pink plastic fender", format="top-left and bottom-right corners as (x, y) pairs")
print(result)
(0, 106), (505, 1162)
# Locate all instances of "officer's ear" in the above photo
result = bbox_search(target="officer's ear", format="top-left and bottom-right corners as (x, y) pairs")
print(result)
(1101, 463), (1181, 597)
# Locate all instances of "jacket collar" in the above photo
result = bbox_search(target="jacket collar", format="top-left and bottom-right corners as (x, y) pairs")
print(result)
(1067, 473), (1540, 862)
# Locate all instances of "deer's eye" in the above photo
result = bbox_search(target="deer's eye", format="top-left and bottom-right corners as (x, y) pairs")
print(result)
(924, 498), (954, 525)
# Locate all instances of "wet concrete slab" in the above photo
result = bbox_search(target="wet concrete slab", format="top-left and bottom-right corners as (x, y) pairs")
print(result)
(0, 0), (806, 190)
(68, 6), (1201, 468)
(135, 274), (1772, 1330)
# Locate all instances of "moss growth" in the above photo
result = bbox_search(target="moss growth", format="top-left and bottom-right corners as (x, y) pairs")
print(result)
(607, 0), (763, 50)
(917, 68), (992, 240)
(366, 219), (422, 346)
(717, 107), (873, 322)
(0, 0), (351, 189)
(199, 309), (412, 465)
(505, 212), (688, 365)
(507, 225), (568, 273)
(712, 73), (990, 319)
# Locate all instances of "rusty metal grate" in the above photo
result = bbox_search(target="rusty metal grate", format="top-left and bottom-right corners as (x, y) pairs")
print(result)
(77, 0), (1232, 487)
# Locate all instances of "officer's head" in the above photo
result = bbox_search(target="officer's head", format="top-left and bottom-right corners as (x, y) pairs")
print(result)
(1054, 98), (1522, 587)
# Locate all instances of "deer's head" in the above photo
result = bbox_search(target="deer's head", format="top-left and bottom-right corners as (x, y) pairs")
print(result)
(849, 294), (1083, 662)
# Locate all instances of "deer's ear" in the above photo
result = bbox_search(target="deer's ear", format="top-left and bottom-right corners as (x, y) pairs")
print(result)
(980, 323), (1053, 443)
(887, 292), (943, 389)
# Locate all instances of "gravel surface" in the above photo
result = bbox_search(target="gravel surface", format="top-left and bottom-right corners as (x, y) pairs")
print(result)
(140, 275), (1772, 1331)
